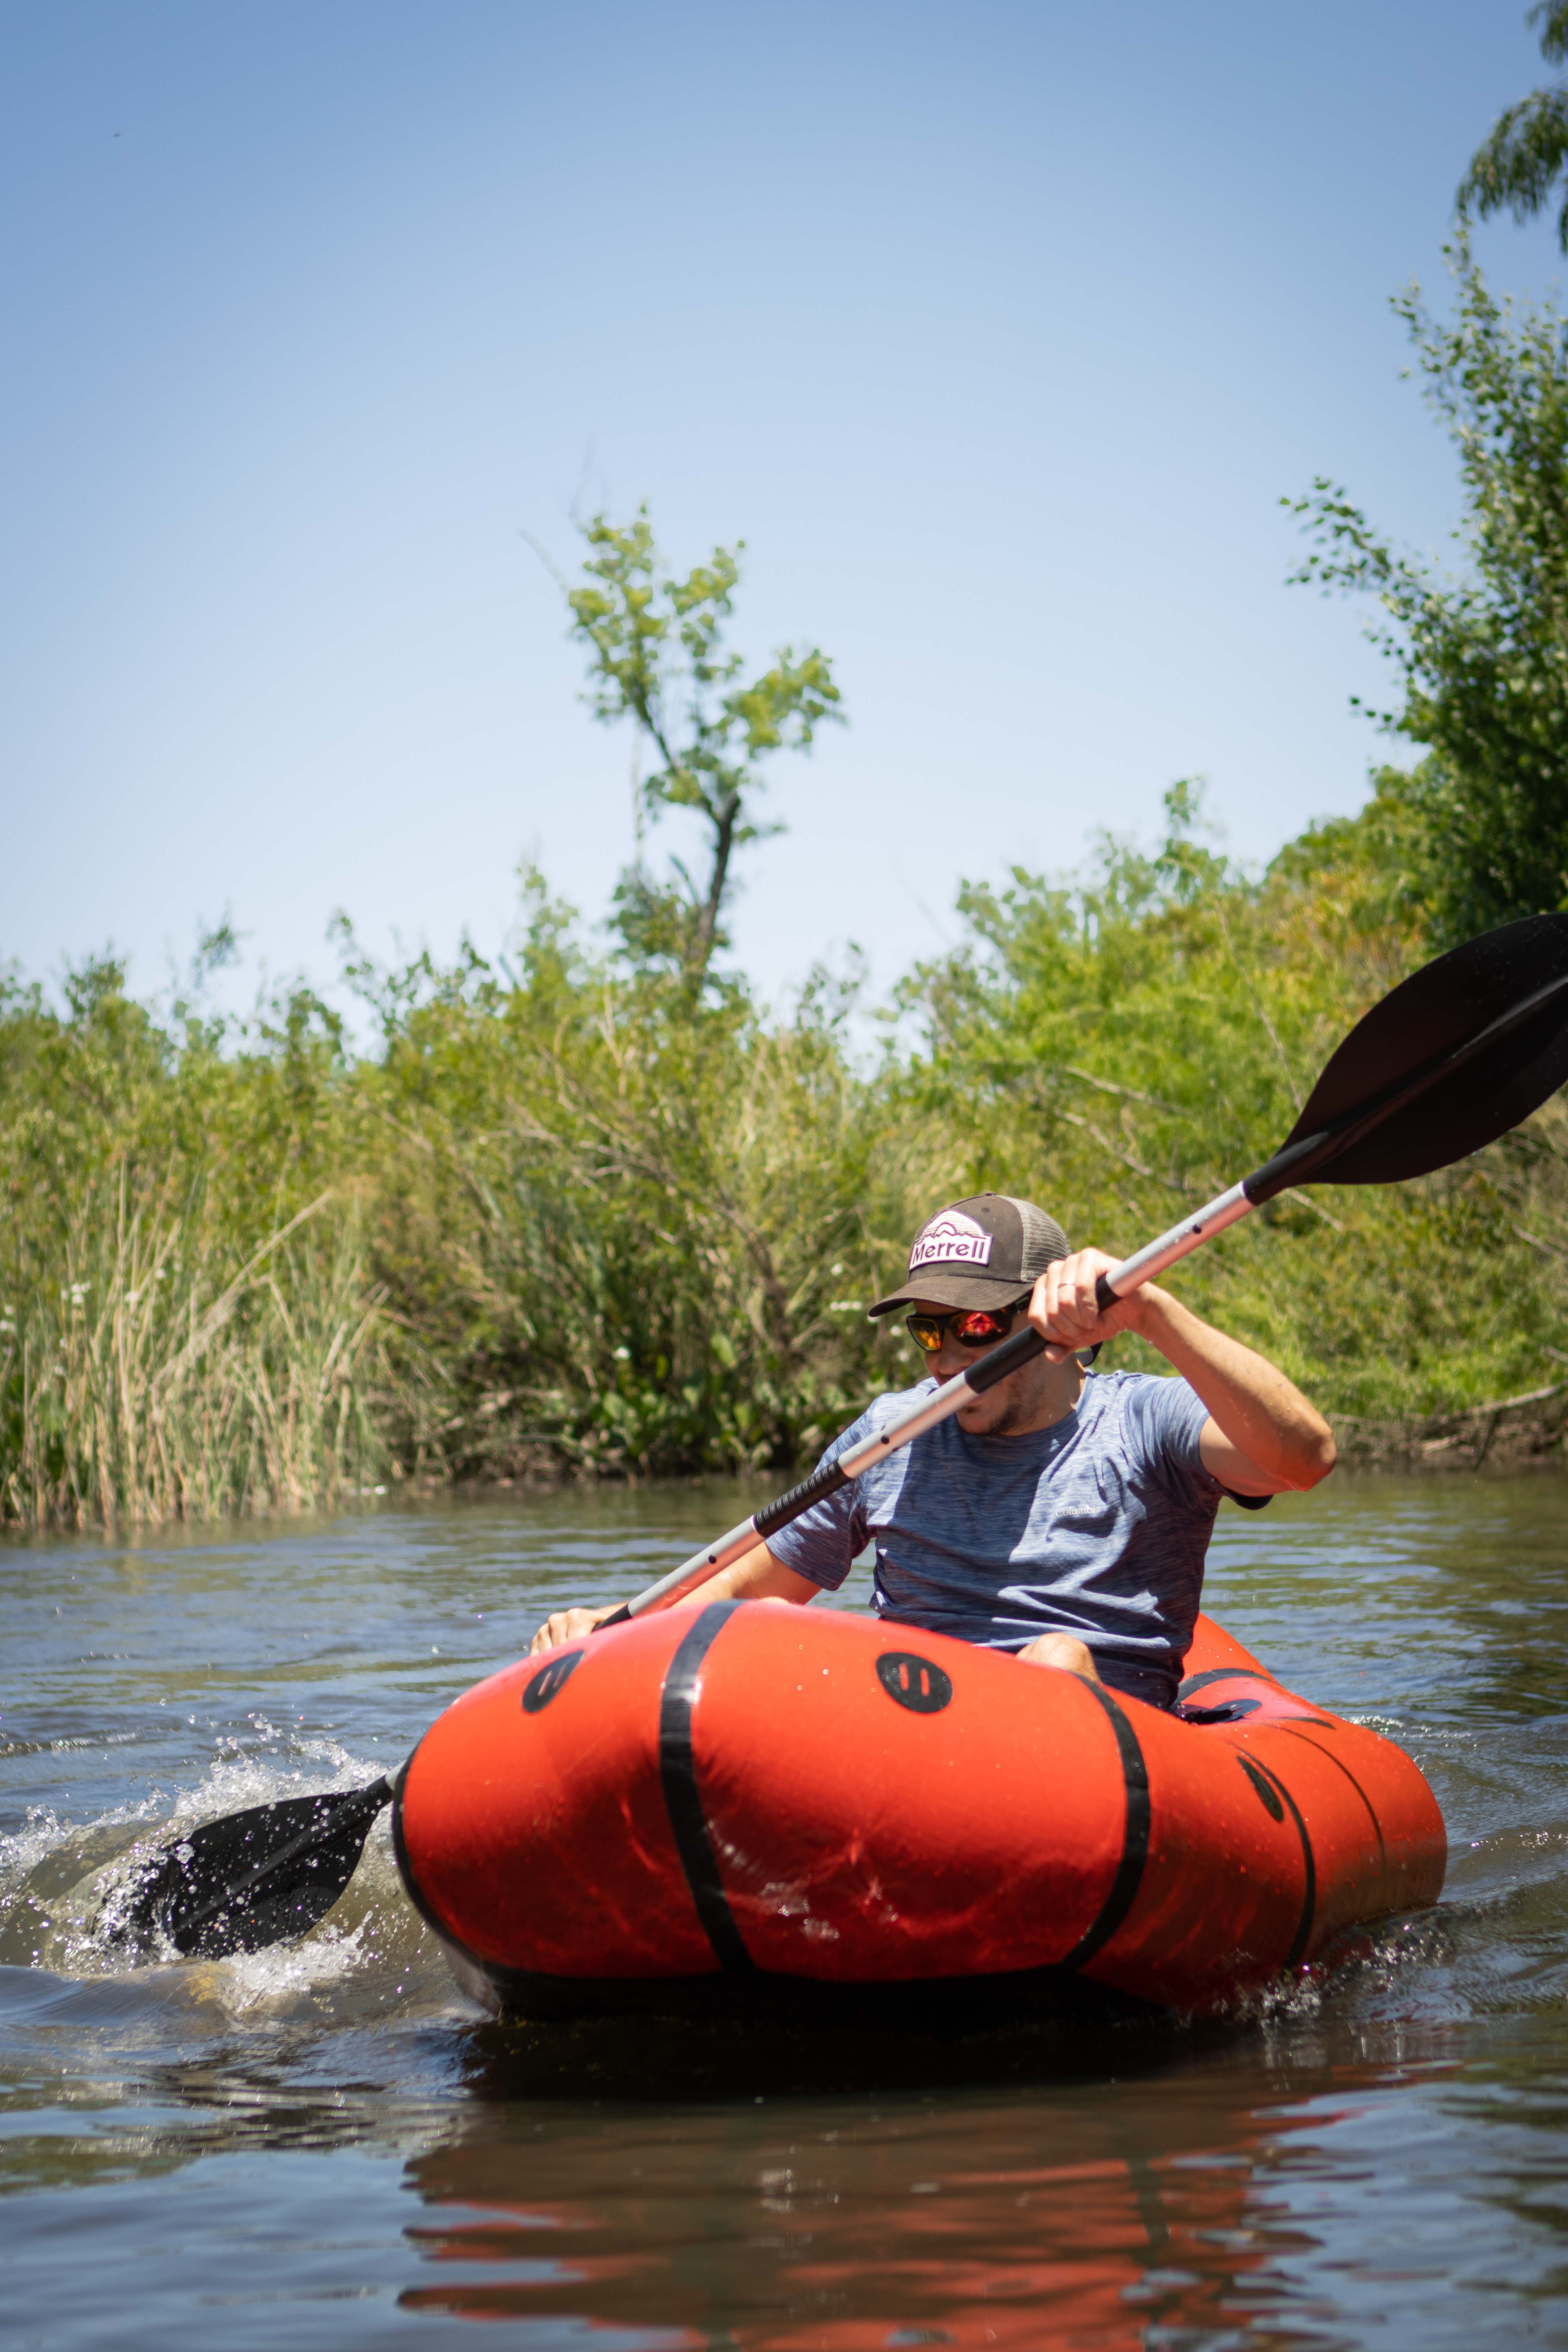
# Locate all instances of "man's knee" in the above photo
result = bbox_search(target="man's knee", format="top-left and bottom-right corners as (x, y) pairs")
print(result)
(1016, 1631), (1103, 1684)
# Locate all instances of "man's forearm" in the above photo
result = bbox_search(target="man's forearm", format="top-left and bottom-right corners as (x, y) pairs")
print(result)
(681, 1542), (824, 1612)
(1132, 1287), (1336, 1489)
(530, 1542), (819, 1655)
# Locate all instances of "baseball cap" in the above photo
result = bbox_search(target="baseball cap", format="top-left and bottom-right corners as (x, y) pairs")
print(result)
(867, 1193), (1071, 1318)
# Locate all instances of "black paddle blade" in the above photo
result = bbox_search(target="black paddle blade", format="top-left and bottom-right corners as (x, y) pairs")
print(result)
(120, 1777), (393, 1960)
(1261, 912), (1568, 1192)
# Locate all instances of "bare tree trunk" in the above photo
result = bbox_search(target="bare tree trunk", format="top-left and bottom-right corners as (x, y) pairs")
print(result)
(690, 789), (742, 981)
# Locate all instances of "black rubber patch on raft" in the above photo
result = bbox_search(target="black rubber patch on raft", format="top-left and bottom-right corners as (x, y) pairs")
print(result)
(1060, 1683), (1151, 1972)
(521, 1649), (584, 1714)
(1238, 1754), (1284, 1819)
(658, 1600), (754, 1974)
(876, 1652), (953, 1713)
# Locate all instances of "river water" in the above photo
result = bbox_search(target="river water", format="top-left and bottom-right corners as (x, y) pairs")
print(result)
(4, 1473), (1568, 2348)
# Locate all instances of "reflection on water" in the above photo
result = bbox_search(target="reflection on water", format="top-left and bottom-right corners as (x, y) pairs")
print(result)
(5, 1476), (1568, 2346)
(403, 2032), (1469, 2346)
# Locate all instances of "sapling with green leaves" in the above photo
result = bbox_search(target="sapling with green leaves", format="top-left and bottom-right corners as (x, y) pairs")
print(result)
(564, 509), (843, 984)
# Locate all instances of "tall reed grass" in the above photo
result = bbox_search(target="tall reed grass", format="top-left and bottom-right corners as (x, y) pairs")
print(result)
(0, 1169), (394, 1527)
(4, 801), (1566, 1529)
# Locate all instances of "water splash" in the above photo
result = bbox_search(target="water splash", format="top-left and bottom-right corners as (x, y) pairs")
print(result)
(0, 1744), (450, 2025)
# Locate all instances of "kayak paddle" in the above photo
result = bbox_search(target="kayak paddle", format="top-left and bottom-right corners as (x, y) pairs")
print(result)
(119, 910), (1568, 1961)
(113, 1778), (395, 1961)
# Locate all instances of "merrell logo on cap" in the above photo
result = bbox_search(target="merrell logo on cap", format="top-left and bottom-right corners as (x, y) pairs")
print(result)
(908, 1208), (993, 1271)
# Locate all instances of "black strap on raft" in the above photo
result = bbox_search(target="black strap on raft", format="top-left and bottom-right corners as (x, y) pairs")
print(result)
(657, 1600), (754, 1972)
(1058, 1684), (1151, 1972)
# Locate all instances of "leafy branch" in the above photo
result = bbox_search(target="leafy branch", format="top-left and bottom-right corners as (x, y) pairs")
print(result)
(564, 508), (844, 986)
(1460, 2), (1568, 248)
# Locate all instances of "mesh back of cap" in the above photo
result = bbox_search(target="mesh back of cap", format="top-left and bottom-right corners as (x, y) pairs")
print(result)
(1007, 1197), (1070, 1279)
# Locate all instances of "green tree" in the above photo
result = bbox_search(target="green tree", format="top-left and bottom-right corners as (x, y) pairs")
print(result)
(898, 784), (1564, 1420)
(563, 509), (843, 984)
(1290, 235), (1568, 944)
(1460, 2), (1568, 249)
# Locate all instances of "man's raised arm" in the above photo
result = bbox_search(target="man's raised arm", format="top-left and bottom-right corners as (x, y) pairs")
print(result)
(1028, 1248), (1337, 1495)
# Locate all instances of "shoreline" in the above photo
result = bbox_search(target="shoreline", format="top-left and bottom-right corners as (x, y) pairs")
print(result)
(10, 1392), (1568, 1537)
(1332, 1380), (1568, 1474)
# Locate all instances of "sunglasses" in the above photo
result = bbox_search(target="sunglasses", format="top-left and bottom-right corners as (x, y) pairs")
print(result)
(904, 1298), (1032, 1354)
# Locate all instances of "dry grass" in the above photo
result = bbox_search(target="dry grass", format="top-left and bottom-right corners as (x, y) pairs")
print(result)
(1, 1171), (393, 1528)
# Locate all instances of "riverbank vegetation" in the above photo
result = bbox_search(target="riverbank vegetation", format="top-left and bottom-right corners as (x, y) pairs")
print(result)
(6, 239), (1568, 1527)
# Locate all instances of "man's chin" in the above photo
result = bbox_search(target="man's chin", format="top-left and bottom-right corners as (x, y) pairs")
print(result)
(955, 1403), (999, 1434)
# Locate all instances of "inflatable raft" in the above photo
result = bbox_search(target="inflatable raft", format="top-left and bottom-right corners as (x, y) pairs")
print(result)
(392, 1599), (1445, 2024)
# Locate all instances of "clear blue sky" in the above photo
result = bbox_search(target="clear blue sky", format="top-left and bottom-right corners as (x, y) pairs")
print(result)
(3, 0), (1564, 1017)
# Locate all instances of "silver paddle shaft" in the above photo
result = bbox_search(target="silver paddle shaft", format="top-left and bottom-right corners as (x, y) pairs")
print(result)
(1089, 1179), (1253, 1305)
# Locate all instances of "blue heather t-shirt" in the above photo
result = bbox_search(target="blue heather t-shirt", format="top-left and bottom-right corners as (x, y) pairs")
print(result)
(768, 1369), (1228, 1710)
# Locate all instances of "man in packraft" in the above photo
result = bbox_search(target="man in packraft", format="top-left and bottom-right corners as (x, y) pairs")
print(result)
(532, 1193), (1335, 1710)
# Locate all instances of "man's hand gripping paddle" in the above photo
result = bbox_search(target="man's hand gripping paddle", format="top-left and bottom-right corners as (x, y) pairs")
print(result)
(121, 912), (1568, 1960)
